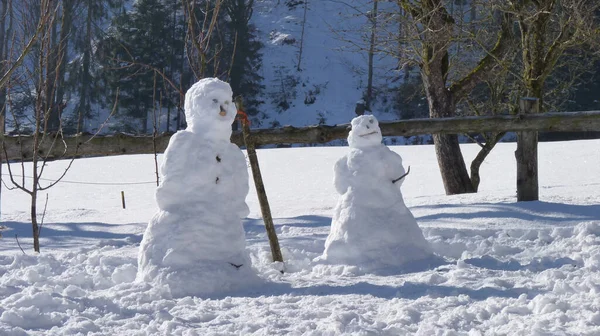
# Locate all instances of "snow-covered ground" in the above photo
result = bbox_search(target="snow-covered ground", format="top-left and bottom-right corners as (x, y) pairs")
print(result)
(1, 139), (600, 335)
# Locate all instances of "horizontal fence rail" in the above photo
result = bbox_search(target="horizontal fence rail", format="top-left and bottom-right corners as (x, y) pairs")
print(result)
(2, 111), (600, 161)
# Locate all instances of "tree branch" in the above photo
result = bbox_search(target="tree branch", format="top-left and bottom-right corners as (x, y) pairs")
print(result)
(0, 0), (53, 89)
(450, 12), (516, 99)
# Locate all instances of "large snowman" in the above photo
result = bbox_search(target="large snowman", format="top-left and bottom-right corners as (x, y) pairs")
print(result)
(320, 115), (434, 271)
(137, 78), (260, 297)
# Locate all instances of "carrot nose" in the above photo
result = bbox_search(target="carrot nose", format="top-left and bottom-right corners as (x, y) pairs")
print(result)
(219, 105), (227, 116)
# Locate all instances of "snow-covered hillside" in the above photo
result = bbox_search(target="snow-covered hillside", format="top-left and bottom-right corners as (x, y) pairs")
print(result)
(253, 0), (401, 128)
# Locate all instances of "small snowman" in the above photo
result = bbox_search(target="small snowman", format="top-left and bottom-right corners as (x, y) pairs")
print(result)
(137, 78), (260, 297)
(320, 115), (434, 271)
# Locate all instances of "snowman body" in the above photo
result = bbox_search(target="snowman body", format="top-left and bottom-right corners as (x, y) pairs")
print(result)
(321, 115), (433, 270)
(137, 78), (259, 297)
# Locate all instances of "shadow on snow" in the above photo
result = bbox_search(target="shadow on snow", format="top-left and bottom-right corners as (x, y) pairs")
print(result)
(414, 201), (600, 225)
(0, 221), (144, 252)
(215, 278), (542, 301)
(243, 215), (332, 232)
(463, 255), (579, 271)
(243, 215), (331, 253)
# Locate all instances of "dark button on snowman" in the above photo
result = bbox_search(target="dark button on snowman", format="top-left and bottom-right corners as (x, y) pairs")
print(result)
(319, 115), (434, 272)
(137, 78), (260, 297)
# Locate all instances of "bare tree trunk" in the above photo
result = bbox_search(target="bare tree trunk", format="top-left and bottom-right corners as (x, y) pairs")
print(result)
(470, 132), (505, 191)
(30, 0), (51, 253)
(0, 0), (8, 220)
(0, 0), (7, 70)
(31, 102), (42, 253)
(433, 134), (475, 194)
(77, 0), (93, 132)
(45, 11), (59, 132)
(152, 73), (160, 186)
(366, 0), (377, 110)
(53, 0), (74, 114)
(166, 0), (177, 133)
(178, 60), (185, 130)
(422, 63), (475, 194)
(30, 184), (40, 253)
(413, 0), (476, 195)
(296, 0), (308, 71)
(142, 111), (148, 134)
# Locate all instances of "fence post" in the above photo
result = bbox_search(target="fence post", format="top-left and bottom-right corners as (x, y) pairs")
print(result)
(515, 97), (540, 201)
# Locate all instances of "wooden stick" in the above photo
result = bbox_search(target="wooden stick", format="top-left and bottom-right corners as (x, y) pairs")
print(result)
(235, 97), (284, 267)
(392, 166), (411, 184)
(15, 234), (26, 254)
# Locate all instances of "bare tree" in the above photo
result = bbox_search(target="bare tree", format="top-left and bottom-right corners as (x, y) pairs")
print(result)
(313, 1), (516, 192)
(0, 0), (51, 90)
(511, 0), (600, 107)
(182, 0), (223, 80)
(390, 0), (518, 195)
(1, 0), (81, 252)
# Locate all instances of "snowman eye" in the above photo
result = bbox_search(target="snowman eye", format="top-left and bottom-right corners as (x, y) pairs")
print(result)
(224, 101), (230, 105)
(369, 119), (374, 123)
(212, 98), (219, 104)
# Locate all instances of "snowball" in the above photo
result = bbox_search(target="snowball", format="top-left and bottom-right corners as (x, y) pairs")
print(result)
(62, 285), (86, 298)
(183, 78), (238, 139)
(137, 78), (261, 297)
(347, 115), (383, 149)
(319, 115), (434, 272)
(111, 264), (137, 284)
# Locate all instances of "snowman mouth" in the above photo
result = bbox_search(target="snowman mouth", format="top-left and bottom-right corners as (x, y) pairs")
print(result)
(359, 131), (379, 137)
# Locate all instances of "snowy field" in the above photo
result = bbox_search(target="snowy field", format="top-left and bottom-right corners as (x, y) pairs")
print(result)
(1, 139), (600, 335)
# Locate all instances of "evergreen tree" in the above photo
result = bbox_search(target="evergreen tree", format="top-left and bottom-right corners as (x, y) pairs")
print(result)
(100, 0), (183, 134)
(65, 0), (123, 133)
(222, 0), (263, 119)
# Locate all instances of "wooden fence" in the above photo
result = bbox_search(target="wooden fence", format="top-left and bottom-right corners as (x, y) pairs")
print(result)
(2, 110), (600, 161)
(2, 101), (600, 202)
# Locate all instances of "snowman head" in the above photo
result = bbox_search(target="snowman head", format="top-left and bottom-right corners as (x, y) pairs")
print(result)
(347, 115), (383, 149)
(184, 78), (237, 139)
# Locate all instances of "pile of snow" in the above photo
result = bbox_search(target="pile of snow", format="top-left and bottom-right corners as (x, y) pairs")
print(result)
(1, 220), (599, 335)
(137, 78), (261, 298)
(319, 116), (435, 271)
